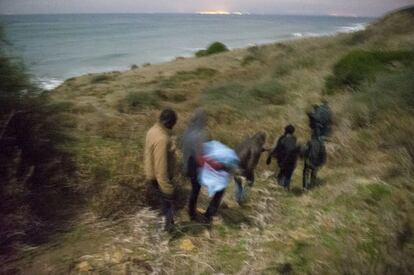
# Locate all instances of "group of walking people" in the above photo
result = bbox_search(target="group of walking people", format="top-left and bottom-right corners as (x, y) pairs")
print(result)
(144, 101), (332, 231)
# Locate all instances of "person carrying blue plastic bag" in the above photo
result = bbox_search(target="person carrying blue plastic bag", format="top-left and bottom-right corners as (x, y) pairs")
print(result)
(197, 140), (240, 223)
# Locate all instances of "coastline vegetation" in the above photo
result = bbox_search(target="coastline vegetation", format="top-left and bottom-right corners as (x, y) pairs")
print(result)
(2, 7), (414, 274)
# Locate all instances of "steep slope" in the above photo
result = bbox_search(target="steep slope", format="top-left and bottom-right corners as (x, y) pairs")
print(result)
(3, 7), (414, 274)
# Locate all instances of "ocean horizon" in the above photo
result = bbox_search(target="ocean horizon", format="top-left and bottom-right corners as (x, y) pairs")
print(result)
(0, 13), (374, 90)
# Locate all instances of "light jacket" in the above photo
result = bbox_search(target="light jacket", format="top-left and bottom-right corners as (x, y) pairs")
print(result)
(144, 122), (176, 195)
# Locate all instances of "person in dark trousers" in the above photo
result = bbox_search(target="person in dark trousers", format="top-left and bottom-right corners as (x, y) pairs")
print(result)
(144, 108), (177, 232)
(182, 109), (208, 221)
(234, 131), (267, 204)
(302, 131), (327, 191)
(266, 125), (300, 190)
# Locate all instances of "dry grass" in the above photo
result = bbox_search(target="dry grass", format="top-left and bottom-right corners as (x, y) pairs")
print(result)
(4, 7), (414, 275)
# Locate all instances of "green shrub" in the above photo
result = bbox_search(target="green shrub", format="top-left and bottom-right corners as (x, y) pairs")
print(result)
(195, 49), (208, 57)
(325, 50), (414, 93)
(125, 91), (160, 109)
(196, 42), (229, 57)
(346, 66), (414, 128)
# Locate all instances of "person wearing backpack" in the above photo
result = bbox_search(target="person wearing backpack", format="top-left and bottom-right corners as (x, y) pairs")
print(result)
(302, 131), (327, 191)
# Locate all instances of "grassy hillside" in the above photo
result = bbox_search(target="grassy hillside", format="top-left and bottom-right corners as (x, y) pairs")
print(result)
(3, 7), (414, 274)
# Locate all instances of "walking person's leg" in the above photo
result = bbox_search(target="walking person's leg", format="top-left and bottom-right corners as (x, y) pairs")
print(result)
(205, 189), (225, 222)
(160, 192), (175, 231)
(188, 176), (201, 220)
(310, 167), (318, 188)
(284, 167), (294, 191)
(234, 176), (244, 204)
(187, 156), (201, 220)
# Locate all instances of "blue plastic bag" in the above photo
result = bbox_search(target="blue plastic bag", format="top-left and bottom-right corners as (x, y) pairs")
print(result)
(198, 141), (239, 197)
(203, 141), (239, 168)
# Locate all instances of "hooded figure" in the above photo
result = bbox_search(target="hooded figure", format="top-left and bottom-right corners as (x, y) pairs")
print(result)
(267, 125), (300, 190)
(182, 109), (208, 221)
(234, 131), (267, 204)
(302, 133), (327, 191)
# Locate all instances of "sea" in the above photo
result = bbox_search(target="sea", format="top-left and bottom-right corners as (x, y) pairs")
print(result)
(0, 14), (374, 90)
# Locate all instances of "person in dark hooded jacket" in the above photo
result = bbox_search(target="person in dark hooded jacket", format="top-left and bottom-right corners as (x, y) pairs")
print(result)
(266, 125), (300, 190)
(307, 100), (332, 138)
(302, 132), (327, 191)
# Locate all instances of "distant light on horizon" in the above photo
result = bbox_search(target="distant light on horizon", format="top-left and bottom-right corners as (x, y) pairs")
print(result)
(196, 11), (248, 15)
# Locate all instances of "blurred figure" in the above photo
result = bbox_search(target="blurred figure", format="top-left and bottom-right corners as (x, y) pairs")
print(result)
(234, 131), (267, 204)
(144, 108), (178, 232)
(307, 100), (332, 138)
(307, 104), (321, 134)
(182, 109), (208, 221)
(318, 99), (332, 137)
(266, 125), (300, 190)
(302, 132), (327, 191)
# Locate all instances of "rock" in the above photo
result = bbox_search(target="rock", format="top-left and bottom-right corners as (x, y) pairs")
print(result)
(179, 239), (195, 251)
(77, 261), (93, 272)
(130, 64), (139, 70)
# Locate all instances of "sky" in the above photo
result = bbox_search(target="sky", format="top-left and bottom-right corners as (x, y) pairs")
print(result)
(0, 0), (413, 17)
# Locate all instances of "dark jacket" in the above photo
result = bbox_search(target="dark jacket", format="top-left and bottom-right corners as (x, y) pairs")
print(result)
(270, 133), (299, 168)
(304, 137), (326, 168)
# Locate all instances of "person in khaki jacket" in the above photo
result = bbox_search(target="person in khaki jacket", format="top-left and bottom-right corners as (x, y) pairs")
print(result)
(144, 108), (177, 232)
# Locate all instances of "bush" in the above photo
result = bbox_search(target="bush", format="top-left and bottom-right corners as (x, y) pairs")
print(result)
(0, 37), (77, 256)
(346, 65), (414, 127)
(196, 42), (229, 57)
(325, 50), (414, 93)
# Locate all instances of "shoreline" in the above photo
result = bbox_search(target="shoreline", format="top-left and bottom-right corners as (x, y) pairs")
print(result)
(36, 20), (369, 91)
